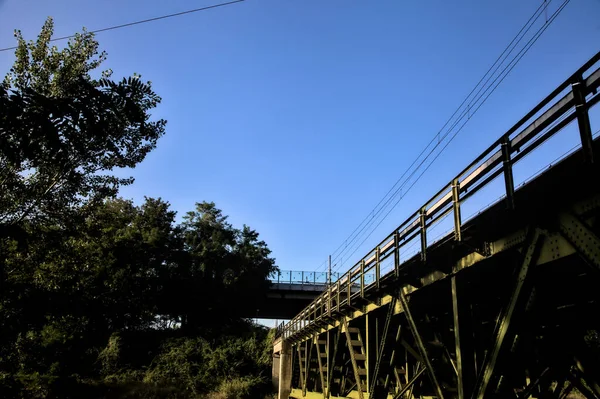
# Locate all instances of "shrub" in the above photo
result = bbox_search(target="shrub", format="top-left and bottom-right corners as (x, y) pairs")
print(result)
(208, 376), (262, 399)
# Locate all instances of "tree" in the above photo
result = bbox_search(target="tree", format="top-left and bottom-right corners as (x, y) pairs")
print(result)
(0, 18), (279, 397)
(0, 18), (168, 393)
(0, 17), (166, 232)
(161, 202), (277, 329)
(0, 197), (179, 385)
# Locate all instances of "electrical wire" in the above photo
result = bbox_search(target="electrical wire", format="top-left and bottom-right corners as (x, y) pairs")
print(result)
(328, 0), (571, 273)
(0, 0), (244, 53)
(316, 0), (553, 273)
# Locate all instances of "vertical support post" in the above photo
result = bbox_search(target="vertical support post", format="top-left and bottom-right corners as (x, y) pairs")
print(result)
(298, 345), (306, 395)
(302, 271), (305, 285)
(452, 273), (476, 399)
(420, 208), (427, 262)
(342, 317), (365, 399)
(328, 328), (342, 398)
(303, 340), (310, 396)
(375, 246), (381, 289)
(347, 274), (352, 307)
(360, 261), (365, 298)
(328, 284), (332, 318)
(326, 330), (330, 398)
(399, 289), (445, 399)
(366, 313), (370, 394)
(328, 255), (332, 286)
(473, 229), (542, 399)
(278, 340), (293, 399)
(336, 280), (341, 312)
(572, 78), (594, 164)
(452, 178), (462, 242)
(394, 232), (400, 277)
(501, 137), (515, 210)
(315, 336), (326, 398)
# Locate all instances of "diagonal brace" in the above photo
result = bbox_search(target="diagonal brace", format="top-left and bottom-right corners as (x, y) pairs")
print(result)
(472, 228), (544, 399)
(399, 290), (445, 399)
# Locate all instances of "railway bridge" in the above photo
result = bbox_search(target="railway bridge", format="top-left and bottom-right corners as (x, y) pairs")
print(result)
(272, 52), (600, 399)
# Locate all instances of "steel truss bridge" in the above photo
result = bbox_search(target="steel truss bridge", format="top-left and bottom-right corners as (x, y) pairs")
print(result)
(272, 52), (600, 399)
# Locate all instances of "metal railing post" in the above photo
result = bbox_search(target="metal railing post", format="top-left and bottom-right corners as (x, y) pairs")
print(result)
(336, 280), (341, 311)
(420, 208), (427, 262)
(347, 275), (352, 307)
(360, 261), (365, 298)
(452, 178), (462, 242)
(394, 232), (400, 277)
(376, 246), (381, 289)
(501, 137), (515, 210)
(572, 77), (595, 164)
(328, 284), (332, 317)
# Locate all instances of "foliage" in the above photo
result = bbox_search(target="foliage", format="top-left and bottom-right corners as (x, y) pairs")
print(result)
(0, 18), (278, 399)
(160, 202), (277, 329)
(0, 17), (166, 231)
(144, 325), (272, 396)
(208, 377), (265, 399)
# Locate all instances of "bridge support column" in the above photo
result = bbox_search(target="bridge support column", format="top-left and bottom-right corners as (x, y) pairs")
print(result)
(274, 338), (293, 399)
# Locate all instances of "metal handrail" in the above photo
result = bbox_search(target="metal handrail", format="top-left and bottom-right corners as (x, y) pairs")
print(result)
(279, 51), (600, 341)
(268, 270), (376, 286)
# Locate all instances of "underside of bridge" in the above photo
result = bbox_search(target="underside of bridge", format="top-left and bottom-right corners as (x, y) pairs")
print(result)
(260, 286), (324, 319)
(273, 52), (600, 399)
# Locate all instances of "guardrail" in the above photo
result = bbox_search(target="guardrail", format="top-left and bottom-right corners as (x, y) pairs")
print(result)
(269, 270), (376, 286)
(277, 51), (600, 340)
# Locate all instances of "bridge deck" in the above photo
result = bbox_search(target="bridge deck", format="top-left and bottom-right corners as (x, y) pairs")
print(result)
(273, 51), (600, 399)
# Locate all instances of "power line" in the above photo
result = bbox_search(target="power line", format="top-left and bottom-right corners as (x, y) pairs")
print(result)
(333, 0), (570, 271)
(326, 0), (570, 274)
(0, 0), (244, 53)
(336, 0), (570, 271)
(324, 0), (551, 273)
(316, 1), (552, 273)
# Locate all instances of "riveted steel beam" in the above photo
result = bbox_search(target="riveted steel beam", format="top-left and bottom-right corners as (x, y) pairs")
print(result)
(473, 228), (544, 399)
(558, 212), (600, 272)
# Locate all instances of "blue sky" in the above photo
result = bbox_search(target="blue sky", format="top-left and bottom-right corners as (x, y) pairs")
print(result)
(1, 0), (600, 282)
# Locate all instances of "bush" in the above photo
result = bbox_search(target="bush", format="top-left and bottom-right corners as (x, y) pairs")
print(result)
(144, 329), (272, 396)
(207, 376), (263, 399)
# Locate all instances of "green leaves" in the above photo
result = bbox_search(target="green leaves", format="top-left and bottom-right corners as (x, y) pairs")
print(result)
(1, 17), (166, 228)
(169, 201), (277, 327)
(0, 17), (278, 397)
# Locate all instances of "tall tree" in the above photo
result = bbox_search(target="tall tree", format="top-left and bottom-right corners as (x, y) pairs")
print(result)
(163, 202), (277, 329)
(0, 18), (168, 390)
(0, 17), (166, 231)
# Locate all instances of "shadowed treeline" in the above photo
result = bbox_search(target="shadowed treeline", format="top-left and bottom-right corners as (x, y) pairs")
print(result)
(0, 18), (277, 398)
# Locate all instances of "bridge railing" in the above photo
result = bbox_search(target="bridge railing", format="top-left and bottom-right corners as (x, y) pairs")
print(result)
(269, 270), (376, 286)
(278, 51), (600, 341)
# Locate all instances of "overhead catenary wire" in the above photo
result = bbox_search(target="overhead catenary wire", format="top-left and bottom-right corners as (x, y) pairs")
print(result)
(345, 66), (583, 273)
(315, 0), (554, 274)
(0, 0), (244, 53)
(326, 0), (570, 274)
(336, 0), (571, 270)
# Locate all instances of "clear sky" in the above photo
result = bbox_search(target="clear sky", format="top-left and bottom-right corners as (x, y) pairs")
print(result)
(1, 0), (600, 282)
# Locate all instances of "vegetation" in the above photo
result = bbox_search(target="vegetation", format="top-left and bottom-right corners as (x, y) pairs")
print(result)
(0, 18), (277, 398)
